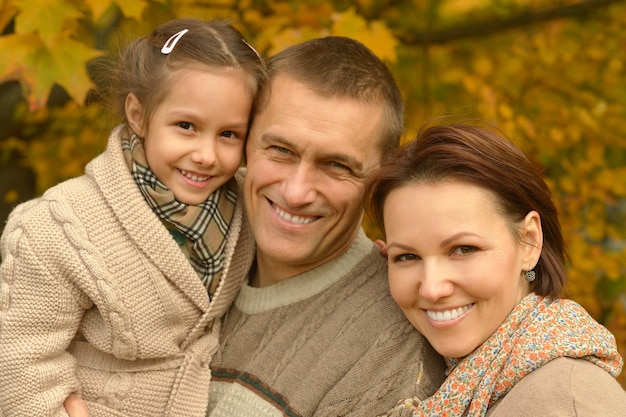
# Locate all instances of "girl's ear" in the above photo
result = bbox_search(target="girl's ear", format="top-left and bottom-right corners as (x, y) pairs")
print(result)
(125, 93), (145, 137)
(374, 239), (388, 258)
(521, 210), (543, 270)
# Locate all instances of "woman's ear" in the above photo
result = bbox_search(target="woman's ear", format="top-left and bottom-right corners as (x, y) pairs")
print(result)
(521, 210), (543, 269)
(125, 93), (145, 137)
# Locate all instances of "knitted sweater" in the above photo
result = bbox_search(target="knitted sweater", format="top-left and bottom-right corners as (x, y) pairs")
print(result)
(487, 357), (626, 416)
(0, 127), (254, 417)
(207, 230), (447, 417)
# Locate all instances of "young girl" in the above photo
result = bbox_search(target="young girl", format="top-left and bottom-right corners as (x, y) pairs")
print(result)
(0, 18), (266, 416)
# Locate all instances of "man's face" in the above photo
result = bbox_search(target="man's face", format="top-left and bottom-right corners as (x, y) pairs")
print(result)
(244, 75), (385, 286)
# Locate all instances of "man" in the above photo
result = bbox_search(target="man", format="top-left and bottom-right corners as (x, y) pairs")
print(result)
(207, 36), (446, 417)
(64, 36), (446, 417)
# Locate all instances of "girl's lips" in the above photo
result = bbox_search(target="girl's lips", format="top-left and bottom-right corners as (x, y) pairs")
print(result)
(180, 169), (210, 182)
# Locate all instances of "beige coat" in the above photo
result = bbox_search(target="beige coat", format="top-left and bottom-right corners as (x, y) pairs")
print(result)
(0, 127), (254, 416)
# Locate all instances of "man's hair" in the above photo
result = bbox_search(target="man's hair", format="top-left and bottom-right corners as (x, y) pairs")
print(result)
(256, 36), (403, 162)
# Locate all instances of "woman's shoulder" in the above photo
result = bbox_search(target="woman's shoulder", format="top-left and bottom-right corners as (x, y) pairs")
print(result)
(487, 357), (626, 416)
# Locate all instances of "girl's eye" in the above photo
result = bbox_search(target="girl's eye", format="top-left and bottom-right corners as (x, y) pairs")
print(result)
(452, 245), (477, 255)
(221, 130), (235, 138)
(178, 121), (194, 131)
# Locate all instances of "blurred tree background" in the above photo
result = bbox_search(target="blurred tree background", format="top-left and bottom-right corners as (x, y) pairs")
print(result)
(1, 0), (625, 386)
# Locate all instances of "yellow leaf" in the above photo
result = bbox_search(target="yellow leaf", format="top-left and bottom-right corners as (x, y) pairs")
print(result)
(113, 0), (149, 20)
(84, 0), (116, 22)
(0, 1), (19, 33)
(331, 8), (397, 63)
(13, 0), (81, 48)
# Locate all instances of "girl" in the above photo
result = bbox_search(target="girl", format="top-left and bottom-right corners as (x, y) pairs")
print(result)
(0, 18), (265, 416)
(367, 121), (626, 416)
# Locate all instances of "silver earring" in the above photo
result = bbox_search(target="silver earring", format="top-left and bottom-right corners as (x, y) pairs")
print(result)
(525, 270), (536, 282)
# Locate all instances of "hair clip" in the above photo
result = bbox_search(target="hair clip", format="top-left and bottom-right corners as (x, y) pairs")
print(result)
(161, 29), (189, 55)
(242, 38), (262, 63)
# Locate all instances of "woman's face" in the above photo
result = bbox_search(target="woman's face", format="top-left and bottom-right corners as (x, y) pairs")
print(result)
(382, 179), (539, 358)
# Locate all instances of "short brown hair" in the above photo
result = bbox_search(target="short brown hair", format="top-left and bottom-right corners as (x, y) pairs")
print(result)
(256, 36), (403, 163)
(366, 120), (566, 299)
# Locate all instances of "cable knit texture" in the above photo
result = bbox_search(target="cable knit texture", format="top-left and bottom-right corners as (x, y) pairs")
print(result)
(207, 231), (447, 417)
(0, 127), (254, 417)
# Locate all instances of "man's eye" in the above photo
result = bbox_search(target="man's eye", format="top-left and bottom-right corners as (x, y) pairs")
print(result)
(329, 161), (350, 171)
(271, 146), (291, 154)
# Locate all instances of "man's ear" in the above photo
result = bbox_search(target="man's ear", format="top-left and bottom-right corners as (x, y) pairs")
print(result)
(125, 93), (145, 137)
(521, 210), (543, 269)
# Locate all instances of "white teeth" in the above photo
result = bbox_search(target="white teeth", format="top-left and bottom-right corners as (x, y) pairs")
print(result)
(181, 169), (209, 182)
(426, 304), (472, 322)
(273, 204), (316, 225)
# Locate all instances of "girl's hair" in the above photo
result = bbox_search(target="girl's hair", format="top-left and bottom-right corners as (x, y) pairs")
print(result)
(108, 18), (266, 132)
(365, 120), (567, 299)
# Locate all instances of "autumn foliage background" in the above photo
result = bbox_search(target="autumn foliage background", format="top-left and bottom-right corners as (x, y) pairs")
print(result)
(1, 0), (626, 387)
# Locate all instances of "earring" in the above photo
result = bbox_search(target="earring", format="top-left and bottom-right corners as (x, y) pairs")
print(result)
(525, 270), (536, 282)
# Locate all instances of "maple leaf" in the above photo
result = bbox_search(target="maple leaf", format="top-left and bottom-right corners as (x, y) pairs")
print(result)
(113, 0), (150, 20)
(0, 32), (103, 110)
(331, 8), (397, 64)
(84, 0), (116, 22)
(13, 0), (82, 49)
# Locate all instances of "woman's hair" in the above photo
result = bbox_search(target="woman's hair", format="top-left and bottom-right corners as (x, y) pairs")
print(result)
(107, 18), (266, 132)
(255, 36), (404, 163)
(366, 120), (567, 299)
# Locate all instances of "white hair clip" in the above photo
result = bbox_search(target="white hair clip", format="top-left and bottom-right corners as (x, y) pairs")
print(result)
(242, 38), (262, 62)
(161, 29), (189, 54)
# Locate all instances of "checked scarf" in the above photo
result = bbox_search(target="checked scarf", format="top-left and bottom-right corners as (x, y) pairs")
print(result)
(122, 134), (236, 298)
(381, 293), (623, 417)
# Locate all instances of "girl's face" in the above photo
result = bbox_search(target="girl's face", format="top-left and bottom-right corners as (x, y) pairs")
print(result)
(382, 179), (540, 358)
(128, 66), (253, 205)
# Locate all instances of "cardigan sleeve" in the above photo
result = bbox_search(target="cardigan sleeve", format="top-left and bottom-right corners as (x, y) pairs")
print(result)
(0, 199), (88, 417)
(487, 357), (626, 416)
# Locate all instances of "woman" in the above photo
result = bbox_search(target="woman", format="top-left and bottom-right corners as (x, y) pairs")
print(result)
(366, 121), (626, 416)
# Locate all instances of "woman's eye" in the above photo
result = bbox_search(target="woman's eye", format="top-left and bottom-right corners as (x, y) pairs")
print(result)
(392, 253), (419, 263)
(452, 246), (477, 255)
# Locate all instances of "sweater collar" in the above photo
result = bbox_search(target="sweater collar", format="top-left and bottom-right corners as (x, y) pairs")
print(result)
(234, 229), (374, 314)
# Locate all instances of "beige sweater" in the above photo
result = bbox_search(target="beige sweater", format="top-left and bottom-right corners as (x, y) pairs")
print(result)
(208, 231), (447, 417)
(0, 128), (254, 416)
(487, 357), (626, 416)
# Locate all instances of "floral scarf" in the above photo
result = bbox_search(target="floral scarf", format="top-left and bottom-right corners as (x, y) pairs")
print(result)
(122, 134), (237, 298)
(382, 293), (623, 417)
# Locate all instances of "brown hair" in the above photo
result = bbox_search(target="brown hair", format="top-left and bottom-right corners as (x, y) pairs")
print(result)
(366, 120), (567, 299)
(108, 18), (266, 133)
(256, 36), (403, 163)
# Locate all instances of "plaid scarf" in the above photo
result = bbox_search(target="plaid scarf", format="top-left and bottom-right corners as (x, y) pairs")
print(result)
(122, 134), (237, 298)
(381, 293), (623, 417)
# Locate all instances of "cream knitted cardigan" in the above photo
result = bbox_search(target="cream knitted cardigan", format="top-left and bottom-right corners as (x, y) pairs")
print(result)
(0, 126), (254, 417)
